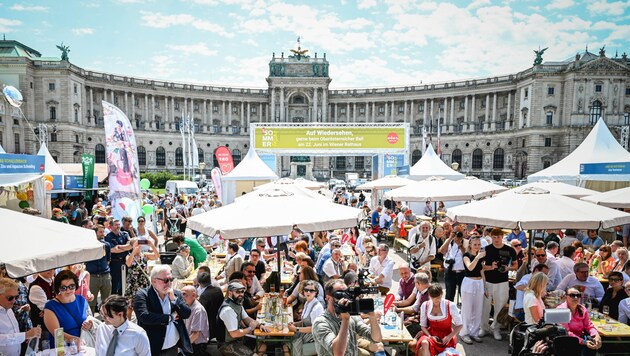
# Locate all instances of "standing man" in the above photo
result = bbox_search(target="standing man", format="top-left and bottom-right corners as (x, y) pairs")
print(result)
(506, 227), (527, 248)
(481, 228), (518, 341)
(368, 244), (395, 295)
(312, 279), (385, 356)
(409, 221), (436, 270)
(105, 219), (133, 295)
(0, 278), (41, 355)
(86, 224), (112, 313)
(28, 270), (54, 341)
(181, 286), (210, 355)
(438, 231), (466, 302)
(196, 272), (224, 341)
(582, 229), (605, 250)
(134, 265), (192, 356)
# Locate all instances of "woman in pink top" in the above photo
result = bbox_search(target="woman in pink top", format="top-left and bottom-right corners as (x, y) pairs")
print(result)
(556, 287), (601, 355)
(66, 264), (94, 303)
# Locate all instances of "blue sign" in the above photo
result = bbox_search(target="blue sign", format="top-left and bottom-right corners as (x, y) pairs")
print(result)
(52, 175), (63, 190)
(383, 154), (408, 176)
(0, 154), (45, 174)
(259, 154), (277, 173)
(65, 175), (99, 189)
(580, 162), (630, 175)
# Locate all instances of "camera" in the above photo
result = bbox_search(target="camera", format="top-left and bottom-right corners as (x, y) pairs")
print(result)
(444, 258), (455, 269)
(497, 264), (508, 273)
(333, 286), (376, 315)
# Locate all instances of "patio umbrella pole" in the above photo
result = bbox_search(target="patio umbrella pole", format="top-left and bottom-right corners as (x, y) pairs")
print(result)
(527, 227), (533, 270)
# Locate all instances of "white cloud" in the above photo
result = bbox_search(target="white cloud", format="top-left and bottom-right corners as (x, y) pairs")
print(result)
(140, 11), (233, 37)
(0, 18), (21, 32)
(587, 0), (629, 16)
(10, 4), (47, 11)
(149, 55), (177, 79)
(357, 0), (378, 10)
(167, 43), (218, 57)
(213, 54), (270, 87)
(546, 0), (575, 10)
(72, 28), (94, 35)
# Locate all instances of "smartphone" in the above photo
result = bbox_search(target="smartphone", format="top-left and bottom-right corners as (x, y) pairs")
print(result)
(138, 239), (149, 245)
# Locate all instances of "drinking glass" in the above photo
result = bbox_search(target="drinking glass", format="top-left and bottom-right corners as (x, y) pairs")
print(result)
(603, 305), (610, 321)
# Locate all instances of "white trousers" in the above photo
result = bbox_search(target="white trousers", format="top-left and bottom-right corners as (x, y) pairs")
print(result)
(460, 277), (485, 337)
(481, 281), (510, 331)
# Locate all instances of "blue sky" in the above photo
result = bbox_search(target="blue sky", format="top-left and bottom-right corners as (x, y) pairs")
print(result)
(1, 0), (629, 89)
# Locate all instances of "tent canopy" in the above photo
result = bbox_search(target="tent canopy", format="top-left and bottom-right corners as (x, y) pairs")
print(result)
(409, 145), (464, 181)
(356, 175), (415, 190)
(58, 163), (109, 183)
(581, 186), (630, 208)
(37, 143), (66, 176)
(0, 208), (105, 277)
(222, 149), (278, 181)
(528, 118), (630, 184)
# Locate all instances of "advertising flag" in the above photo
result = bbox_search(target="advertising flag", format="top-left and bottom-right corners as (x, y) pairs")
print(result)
(192, 121), (199, 168)
(81, 153), (95, 200)
(211, 167), (223, 202)
(437, 119), (441, 157)
(102, 101), (142, 223)
(214, 146), (234, 174)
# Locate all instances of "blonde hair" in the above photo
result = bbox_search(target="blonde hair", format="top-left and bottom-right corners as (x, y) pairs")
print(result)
(0, 278), (18, 294)
(294, 252), (308, 262)
(527, 271), (549, 297)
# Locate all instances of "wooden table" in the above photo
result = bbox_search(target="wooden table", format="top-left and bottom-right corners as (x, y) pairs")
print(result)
(254, 297), (295, 354)
(380, 324), (414, 356)
(592, 317), (630, 355)
(182, 260), (225, 286)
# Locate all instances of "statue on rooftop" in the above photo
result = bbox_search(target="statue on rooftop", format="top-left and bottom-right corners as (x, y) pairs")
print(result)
(599, 45), (606, 57)
(533, 47), (548, 66)
(56, 42), (70, 61)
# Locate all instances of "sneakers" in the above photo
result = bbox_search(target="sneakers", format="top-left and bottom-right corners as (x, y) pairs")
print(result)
(478, 329), (489, 338)
(471, 335), (483, 343)
(460, 335), (473, 344)
(493, 328), (502, 341)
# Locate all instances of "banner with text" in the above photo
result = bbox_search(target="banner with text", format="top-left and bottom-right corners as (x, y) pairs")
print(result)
(0, 154), (45, 174)
(214, 146), (234, 175)
(580, 162), (630, 175)
(254, 127), (406, 153)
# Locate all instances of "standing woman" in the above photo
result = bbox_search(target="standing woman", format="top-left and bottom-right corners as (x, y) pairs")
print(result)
(459, 236), (486, 344)
(136, 216), (158, 249)
(124, 238), (159, 305)
(523, 272), (549, 324)
(414, 284), (463, 356)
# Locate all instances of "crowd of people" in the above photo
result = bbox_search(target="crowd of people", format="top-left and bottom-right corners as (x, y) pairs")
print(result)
(1, 188), (630, 356)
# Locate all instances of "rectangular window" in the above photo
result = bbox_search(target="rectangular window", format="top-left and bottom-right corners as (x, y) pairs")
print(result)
(212, 124), (220, 133)
(114, 96), (118, 105)
(50, 132), (57, 142)
(359, 107), (365, 114)
(548, 87), (555, 95)
(194, 104), (200, 111)
(544, 137), (552, 147)
(340, 108), (347, 114)
(459, 101), (465, 109)
(624, 112), (629, 126)
(48, 83), (55, 91)
(378, 106), (384, 114)
(174, 102), (179, 110)
(251, 106), (257, 114)
(14, 133), (19, 153)
(398, 105), (404, 114)
(135, 98), (140, 107)
(75, 134), (79, 143)
(524, 88), (529, 98)
(595, 84), (602, 92)
(232, 106), (238, 113)
(213, 105), (218, 113)
(49, 107), (57, 120)
(418, 103), (424, 112)
(154, 101), (159, 109)
(546, 111), (553, 126)
(74, 84), (78, 94)
(626, 88), (630, 96)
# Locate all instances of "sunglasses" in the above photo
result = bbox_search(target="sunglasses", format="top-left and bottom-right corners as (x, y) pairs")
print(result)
(5, 295), (18, 301)
(59, 284), (77, 292)
(156, 277), (174, 284)
(303, 289), (317, 293)
(245, 270), (255, 274)
(567, 293), (582, 299)
(536, 254), (547, 257)
(609, 278), (622, 282)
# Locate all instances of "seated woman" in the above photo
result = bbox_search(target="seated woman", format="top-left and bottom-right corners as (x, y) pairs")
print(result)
(556, 287), (602, 356)
(523, 272), (549, 324)
(598, 271), (628, 320)
(613, 248), (629, 273)
(286, 266), (324, 307)
(64, 264), (94, 304)
(283, 280), (325, 356)
(171, 244), (195, 280)
(597, 246), (616, 276)
(360, 243), (377, 267)
(43, 270), (93, 351)
(412, 284), (463, 356)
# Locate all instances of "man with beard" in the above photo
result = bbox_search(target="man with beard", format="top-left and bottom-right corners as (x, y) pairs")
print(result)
(217, 281), (269, 356)
(409, 221), (436, 271)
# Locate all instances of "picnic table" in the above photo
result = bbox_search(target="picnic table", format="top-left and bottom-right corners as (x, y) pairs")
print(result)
(592, 316), (630, 354)
(380, 323), (414, 356)
(255, 296), (295, 354)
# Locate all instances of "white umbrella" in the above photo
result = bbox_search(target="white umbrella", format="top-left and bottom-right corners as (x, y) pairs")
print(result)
(581, 186), (630, 208)
(356, 175), (415, 190)
(253, 177), (323, 191)
(510, 179), (598, 199)
(0, 208), (105, 277)
(384, 176), (505, 202)
(240, 182), (326, 201)
(446, 187), (630, 230)
(188, 187), (359, 239)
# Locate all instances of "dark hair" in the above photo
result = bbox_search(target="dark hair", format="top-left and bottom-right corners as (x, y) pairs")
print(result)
(624, 260), (630, 272)
(80, 219), (91, 227)
(228, 242), (239, 253)
(324, 278), (344, 297)
(608, 271), (623, 281)
(565, 229), (577, 237)
(300, 265), (319, 282)
(197, 266), (210, 275)
(121, 216), (133, 223)
(241, 262), (255, 271)
(533, 241), (545, 249)
(249, 249), (260, 256)
(172, 233), (185, 245)
(302, 280), (319, 297)
(302, 256), (315, 268)
(197, 272), (212, 287)
(101, 295), (129, 319)
(563, 245), (576, 258)
(428, 283), (443, 298)
(228, 271), (245, 281)
(490, 228), (504, 237)
(533, 263), (549, 272)
(53, 270), (79, 294)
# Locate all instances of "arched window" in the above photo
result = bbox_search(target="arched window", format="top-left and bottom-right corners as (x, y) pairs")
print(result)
(590, 100), (602, 125)
(232, 149), (242, 165)
(493, 148), (504, 170)
(411, 149), (422, 165)
(95, 144), (105, 163)
(137, 146), (146, 166)
(175, 147), (183, 166)
(156, 147), (165, 166)
(472, 149), (483, 170)
(198, 148), (204, 165)
(452, 149), (462, 166)
(293, 95), (305, 104)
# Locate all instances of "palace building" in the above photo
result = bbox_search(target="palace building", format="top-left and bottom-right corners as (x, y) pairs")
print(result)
(0, 39), (629, 181)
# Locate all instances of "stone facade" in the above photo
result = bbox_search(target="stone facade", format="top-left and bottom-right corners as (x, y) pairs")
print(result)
(0, 40), (629, 180)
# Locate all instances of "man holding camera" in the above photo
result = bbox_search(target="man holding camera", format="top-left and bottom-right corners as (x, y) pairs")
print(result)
(409, 221), (436, 270)
(438, 231), (466, 302)
(481, 228), (517, 341)
(313, 279), (385, 356)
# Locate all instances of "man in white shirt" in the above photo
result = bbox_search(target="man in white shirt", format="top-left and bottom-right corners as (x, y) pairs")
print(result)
(409, 221), (436, 270)
(96, 295), (150, 355)
(181, 286), (210, 354)
(0, 278), (41, 356)
(322, 249), (344, 284)
(622, 261), (630, 285)
(530, 247), (562, 290)
(242, 263), (265, 298)
(368, 244), (396, 295)
(618, 281), (630, 325)
(379, 209), (392, 230)
(555, 262), (605, 303)
(557, 245), (577, 280)
(559, 229), (578, 251)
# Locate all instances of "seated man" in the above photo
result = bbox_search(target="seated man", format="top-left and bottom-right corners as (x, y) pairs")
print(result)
(396, 263), (415, 301)
(555, 262), (605, 305)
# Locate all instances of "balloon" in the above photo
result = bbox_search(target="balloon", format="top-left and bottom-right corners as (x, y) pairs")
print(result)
(142, 204), (154, 215)
(16, 192), (27, 201)
(383, 293), (396, 314)
(45, 181), (53, 191)
(19, 200), (29, 209)
(140, 178), (151, 190)
(2, 85), (23, 108)
(44, 175), (54, 182)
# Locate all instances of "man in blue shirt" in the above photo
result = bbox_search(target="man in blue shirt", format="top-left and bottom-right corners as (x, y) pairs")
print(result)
(86, 224), (112, 313)
(371, 206), (382, 233)
(582, 229), (605, 250)
(104, 219), (133, 295)
(506, 227), (527, 248)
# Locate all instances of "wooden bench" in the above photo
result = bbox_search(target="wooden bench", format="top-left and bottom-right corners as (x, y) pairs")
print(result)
(394, 238), (410, 253)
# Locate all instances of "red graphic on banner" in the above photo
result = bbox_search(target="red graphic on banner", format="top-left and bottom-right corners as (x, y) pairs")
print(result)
(215, 146), (234, 174)
(383, 293), (395, 314)
(387, 132), (399, 144)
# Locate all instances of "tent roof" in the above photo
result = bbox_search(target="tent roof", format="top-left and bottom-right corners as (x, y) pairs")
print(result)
(409, 145), (464, 180)
(37, 143), (66, 176)
(529, 118), (630, 183)
(222, 149), (279, 181)
(58, 163), (109, 182)
(0, 173), (42, 186)
(0, 144), (5, 154)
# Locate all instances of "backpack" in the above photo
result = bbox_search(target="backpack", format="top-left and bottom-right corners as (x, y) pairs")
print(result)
(168, 218), (180, 236)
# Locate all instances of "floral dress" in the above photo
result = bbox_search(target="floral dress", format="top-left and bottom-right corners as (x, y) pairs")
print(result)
(125, 256), (150, 301)
(12, 280), (32, 332)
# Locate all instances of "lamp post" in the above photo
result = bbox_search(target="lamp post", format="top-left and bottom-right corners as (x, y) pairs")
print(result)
(199, 162), (206, 190)
(451, 162), (460, 171)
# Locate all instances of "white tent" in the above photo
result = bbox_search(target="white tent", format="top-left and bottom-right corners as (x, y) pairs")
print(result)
(528, 118), (630, 184)
(0, 208), (105, 277)
(37, 143), (66, 178)
(510, 179), (597, 199)
(409, 145), (464, 181)
(253, 177), (323, 191)
(581, 186), (630, 208)
(221, 149), (279, 204)
(0, 144), (5, 154)
(356, 175), (415, 190)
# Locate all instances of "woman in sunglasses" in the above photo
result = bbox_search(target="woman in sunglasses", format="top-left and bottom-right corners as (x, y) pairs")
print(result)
(598, 271), (628, 320)
(284, 280), (324, 356)
(43, 270), (93, 351)
(557, 286), (601, 354)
